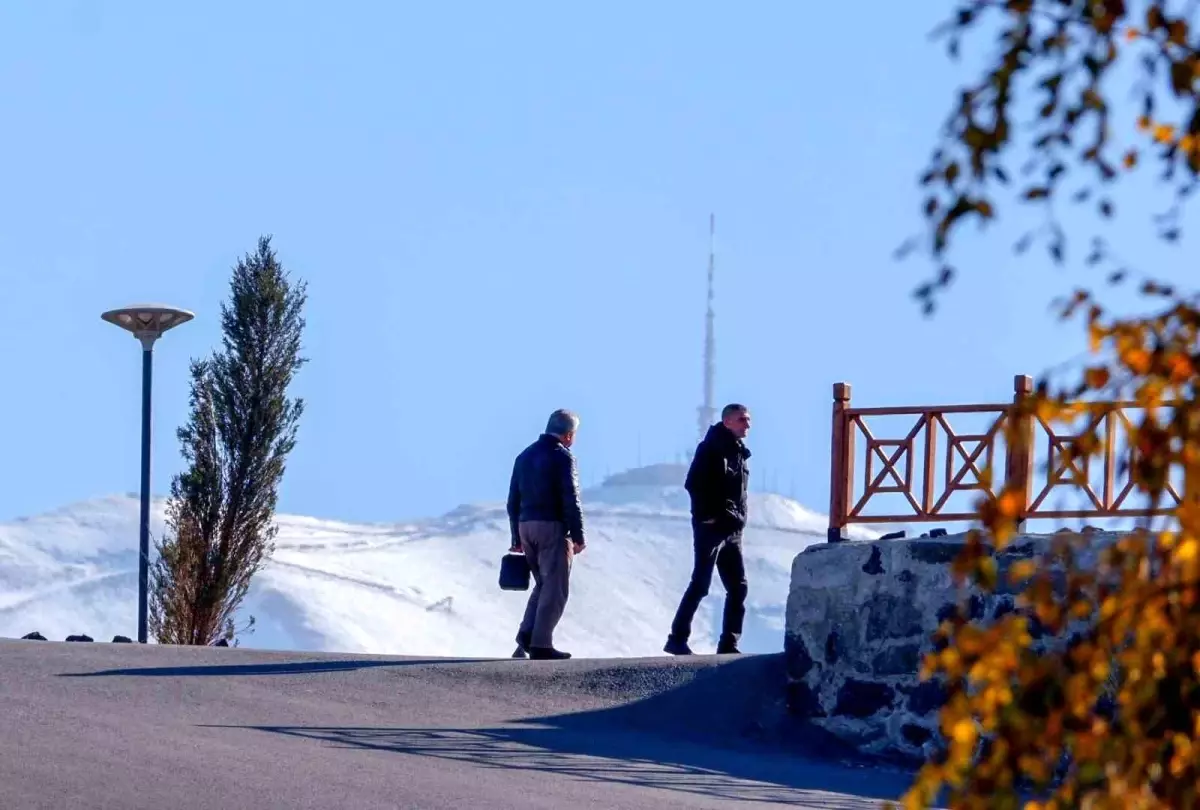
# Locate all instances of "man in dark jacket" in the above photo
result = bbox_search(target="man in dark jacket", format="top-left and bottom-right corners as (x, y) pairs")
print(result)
(664, 403), (751, 656)
(506, 409), (586, 661)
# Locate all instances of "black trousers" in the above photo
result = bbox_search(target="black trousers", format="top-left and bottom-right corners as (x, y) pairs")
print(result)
(669, 522), (748, 648)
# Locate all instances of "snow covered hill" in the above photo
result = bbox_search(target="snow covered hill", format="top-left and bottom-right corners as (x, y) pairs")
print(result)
(0, 465), (877, 659)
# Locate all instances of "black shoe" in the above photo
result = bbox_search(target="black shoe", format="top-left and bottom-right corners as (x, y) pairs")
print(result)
(663, 637), (694, 656)
(528, 646), (571, 660)
(513, 631), (531, 658)
(716, 637), (741, 655)
(512, 645), (528, 659)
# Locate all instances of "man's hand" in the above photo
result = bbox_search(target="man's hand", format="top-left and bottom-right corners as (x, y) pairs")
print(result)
(509, 542), (522, 554)
(572, 541), (586, 555)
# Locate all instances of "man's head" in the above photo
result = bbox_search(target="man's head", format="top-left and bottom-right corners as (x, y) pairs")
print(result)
(546, 409), (580, 448)
(721, 403), (751, 440)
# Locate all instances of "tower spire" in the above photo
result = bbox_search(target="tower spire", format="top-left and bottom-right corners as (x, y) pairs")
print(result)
(698, 213), (717, 443)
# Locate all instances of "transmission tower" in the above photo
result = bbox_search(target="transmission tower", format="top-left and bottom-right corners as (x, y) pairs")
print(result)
(697, 213), (717, 443)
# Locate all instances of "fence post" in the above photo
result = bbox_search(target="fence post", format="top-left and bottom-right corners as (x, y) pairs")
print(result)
(1007, 374), (1034, 533)
(828, 382), (853, 543)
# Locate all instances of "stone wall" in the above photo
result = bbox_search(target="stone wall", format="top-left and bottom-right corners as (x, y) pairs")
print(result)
(783, 530), (1122, 764)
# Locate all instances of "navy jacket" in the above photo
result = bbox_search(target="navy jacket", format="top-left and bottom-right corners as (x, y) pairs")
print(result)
(684, 423), (751, 535)
(506, 434), (586, 547)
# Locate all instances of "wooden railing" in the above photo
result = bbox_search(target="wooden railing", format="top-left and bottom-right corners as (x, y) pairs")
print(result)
(826, 375), (1183, 542)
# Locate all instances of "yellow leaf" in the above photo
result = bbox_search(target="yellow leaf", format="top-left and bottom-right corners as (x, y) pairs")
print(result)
(1009, 559), (1037, 584)
(1177, 537), (1198, 562)
(1153, 123), (1176, 144)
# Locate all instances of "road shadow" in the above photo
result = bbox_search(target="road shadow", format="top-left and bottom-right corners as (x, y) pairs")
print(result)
(58, 657), (482, 678)
(213, 724), (906, 807)
(201, 655), (914, 806)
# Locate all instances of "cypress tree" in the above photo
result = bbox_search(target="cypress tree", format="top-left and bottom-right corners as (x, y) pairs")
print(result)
(150, 235), (307, 645)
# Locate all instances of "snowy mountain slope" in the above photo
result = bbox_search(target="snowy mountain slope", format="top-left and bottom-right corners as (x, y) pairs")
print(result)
(0, 468), (877, 658)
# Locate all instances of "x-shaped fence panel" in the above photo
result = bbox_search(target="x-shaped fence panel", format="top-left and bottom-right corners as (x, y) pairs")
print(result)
(826, 376), (1182, 542)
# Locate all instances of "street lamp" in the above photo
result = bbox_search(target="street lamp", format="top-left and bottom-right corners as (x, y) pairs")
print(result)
(101, 304), (194, 644)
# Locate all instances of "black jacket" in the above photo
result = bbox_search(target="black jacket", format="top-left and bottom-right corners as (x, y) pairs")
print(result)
(506, 434), (586, 547)
(684, 423), (751, 535)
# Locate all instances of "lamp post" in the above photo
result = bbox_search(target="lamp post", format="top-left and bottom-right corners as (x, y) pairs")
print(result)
(101, 305), (194, 644)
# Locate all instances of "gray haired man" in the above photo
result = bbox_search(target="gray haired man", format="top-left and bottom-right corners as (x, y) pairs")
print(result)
(506, 409), (587, 660)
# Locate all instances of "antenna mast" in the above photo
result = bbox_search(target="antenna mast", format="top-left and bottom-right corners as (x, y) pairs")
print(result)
(697, 213), (717, 443)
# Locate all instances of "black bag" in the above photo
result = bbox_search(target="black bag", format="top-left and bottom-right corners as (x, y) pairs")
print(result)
(499, 552), (531, 591)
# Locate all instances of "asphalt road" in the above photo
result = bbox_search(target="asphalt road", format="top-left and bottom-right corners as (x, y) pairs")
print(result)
(0, 640), (915, 809)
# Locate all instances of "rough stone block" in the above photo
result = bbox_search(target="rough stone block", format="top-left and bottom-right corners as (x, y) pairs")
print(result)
(786, 529), (1129, 761)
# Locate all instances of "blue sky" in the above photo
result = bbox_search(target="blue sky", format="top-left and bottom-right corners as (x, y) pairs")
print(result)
(0, 1), (1193, 526)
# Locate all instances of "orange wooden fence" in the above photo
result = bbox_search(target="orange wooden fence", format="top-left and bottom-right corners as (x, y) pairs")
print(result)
(826, 375), (1182, 542)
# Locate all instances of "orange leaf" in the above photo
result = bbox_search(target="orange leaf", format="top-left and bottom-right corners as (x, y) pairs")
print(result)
(1085, 367), (1111, 389)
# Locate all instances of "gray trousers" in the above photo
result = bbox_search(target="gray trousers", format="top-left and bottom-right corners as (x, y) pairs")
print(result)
(516, 520), (573, 649)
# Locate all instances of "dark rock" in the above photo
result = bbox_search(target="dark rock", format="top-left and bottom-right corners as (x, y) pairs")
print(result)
(112, 635), (133, 644)
(871, 643), (921, 676)
(897, 569), (915, 583)
(995, 563), (1066, 597)
(929, 528), (948, 538)
(66, 634), (93, 643)
(214, 638), (230, 648)
(992, 596), (1016, 619)
(999, 542), (1036, 559)
(862, 545), (885, 575)
(906, 679), (948, 715)
(901, 723), (933, 746)
(936, 602), (958, 624)
(824, 631), (840, 664)
(910, 540), (983, 566)
(865, 592), (924, 641)
(968, 594), (985, 620)
(834, 678), (896, 718)
(785, 634), (815, 679)
(21, 631), (46, 641)
(879, 530), (906, 541)
(786, 681), (825, 718)
(1015, 608), (1048, 640)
